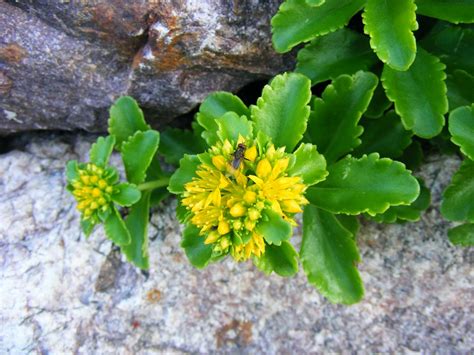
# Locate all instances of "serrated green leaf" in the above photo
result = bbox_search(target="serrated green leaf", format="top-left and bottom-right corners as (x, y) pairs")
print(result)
(306, 0), (325, 6)
(104, 207), (131, 246)
(368, 178), (431, 223)
(365, 81), (392, 119)
(168, 155), (200, 194)
(398, 140), (424, 171)
(121, 130), (160, 185)
(288, 143), (328, 185)
(271, 0), (365, 53)
(259, 241), (299, 277)
(122, 192), (151, 270)
(108, 96), (150, 149)
(363, 0), (418, 71)
(181, 224), (213, 269)
(80, 219), (95, 237)
(416, 0), (474, 24)
(66, 160), (79, 182)
(335, 214), (360, 237)
(296, 28), (378, 85)
(251, 73), (311, 152)
(112, 183), (141, 207)
(420, 22), (474, 74)
(196, 92), (250, 146)
(441, 159), (474, 222)
(448, 223), (474, 246)
(449, 105), (474, 160)
(307, 71), (378, 164)
(256, 209), (292, 246)
(382, 48), (448, 138)
(307, 153), (420, 215)
(447, 70), (474, 111)
(301, 205), (363, 304)
(354, 111), (413, 159)
(89, 135), (116, 167)
(216, 112), (253, 143)
(158, 128), (206, 165)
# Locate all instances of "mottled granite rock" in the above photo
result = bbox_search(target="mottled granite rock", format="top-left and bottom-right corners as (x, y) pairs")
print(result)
(0, 134), (473, 353)
(0, 1), (290, 133)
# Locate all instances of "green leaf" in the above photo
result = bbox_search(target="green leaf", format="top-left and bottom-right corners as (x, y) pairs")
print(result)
(447, 70), (474, 111)
(181, 224), (213, 268)
(295, 28), (378, 85)
(336, 214), (360, 237)
(354, 111), (413, 159)
(80, 219), (95, 237)
(398, 140), (424, 171)
(271, 0), (365, 53)
(260, 242), (299, 277)
(159, 128), (206, 165)
(368, 178), (431, 223)
(196, 92), (250, 146)
(301, 205), (363, 304)
(448, 223), (474, 246)
(122, 192), (151, 270)
(216, 112), (253, 143)
(449, 105), (474, 160)
(307, 153), (420, 215)
(251, 73), (311, 152)
(416, 0), (474, 24)
(121, 130), (160, 185)
(306, 0), (325, 6)
(382, 48), (448, 138)
(307, 71), (378, 164)
(288, 143), (328, 185)
(112, 183), (141, 207)
(365, 81), (392, 119)
(104, 207), (131, 246)
(168, 155), (200, 194)
(363, 0), (418, 71)
(441, 159), (474, 222)
(256, 209), (292, 246)
(89, 135), (116, 167)
(421, 22), (474, 74)
(108, 96), (150, 149)
(66, 160), (79, 182)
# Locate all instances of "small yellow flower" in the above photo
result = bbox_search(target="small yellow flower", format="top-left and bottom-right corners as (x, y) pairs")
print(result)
(181, 138), (308, 262)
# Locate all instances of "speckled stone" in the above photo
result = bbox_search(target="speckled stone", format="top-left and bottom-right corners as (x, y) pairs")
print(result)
(0, 134), (473, 354)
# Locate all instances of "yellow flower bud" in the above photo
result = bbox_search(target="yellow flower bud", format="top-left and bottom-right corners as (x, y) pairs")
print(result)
(105, 186), (113, 194)
(220, 237), (230, 249)
(218, 220), (230, 235)
(248, 208), (260, 221)
(244, 145), (257, 162)
(243, 190), (257, 204)
(245, 219), (256, 231)
(98, 179), (108, 189)
(212, 155), (227, 171)
(80, 175), (90, 184)
(233, 220), (243, 230)
(204, 231), (220, 244)
(281, 199), (303, 213)
(230, 203), (246, 217)
(90, 175), (99, 184)
(92, 188), (101, 198)
(90, 202), (99, 210)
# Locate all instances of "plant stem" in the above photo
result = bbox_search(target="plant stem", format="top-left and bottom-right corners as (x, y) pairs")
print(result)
(137, 177), (170, 191)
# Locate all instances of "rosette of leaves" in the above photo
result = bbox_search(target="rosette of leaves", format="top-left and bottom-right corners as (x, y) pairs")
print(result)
(272, 0), (474, 141)
(167, 72), (420, 304)
(66, 96), (171, 269)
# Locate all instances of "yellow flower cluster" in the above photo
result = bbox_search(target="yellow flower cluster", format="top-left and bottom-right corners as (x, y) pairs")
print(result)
(182, 137), (308, 261)
(70, 163), (115, 220)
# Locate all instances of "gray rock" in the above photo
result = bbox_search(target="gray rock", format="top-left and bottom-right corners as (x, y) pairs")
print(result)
(1, 134), (473, 353)
(0, 1), (291, 134)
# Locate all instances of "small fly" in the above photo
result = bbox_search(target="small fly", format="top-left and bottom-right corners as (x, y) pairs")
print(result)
(231, 143), (247, 169)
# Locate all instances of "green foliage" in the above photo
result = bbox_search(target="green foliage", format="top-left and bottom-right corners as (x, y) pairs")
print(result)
(382, 49), (448, 138)
(111, 183), (141, 206)
(257, 242), (299, 277)
(296, 28), (378, 85)
(306, 71), (378, 164)
(446, 70), (474, 111)
(104, 207), (132, 247)
(159, 128), (206, 166)
(89, 135), (116, 167)
(288, 143), (328, 185)
(416, 0), (474, 24)
(256, 209), (292, 246)
(441, 159), (474, 222)
(251, 72), (311, 152)
(448, 223), (474, 246)
(448, 105), (474, 160)
(181, 224), (213, 268)
(307, 153), (420, 215)
(168, 155), (200, 194)
(301, 205), (364, 304)
(216, 112), (253, 143)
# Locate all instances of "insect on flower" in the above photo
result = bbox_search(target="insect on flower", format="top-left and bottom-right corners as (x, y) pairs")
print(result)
(231, 143), (247, 169)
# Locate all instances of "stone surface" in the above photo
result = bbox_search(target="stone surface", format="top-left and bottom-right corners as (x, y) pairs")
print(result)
(0, 0), (291, 134)
(1, 134), (473, 353)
